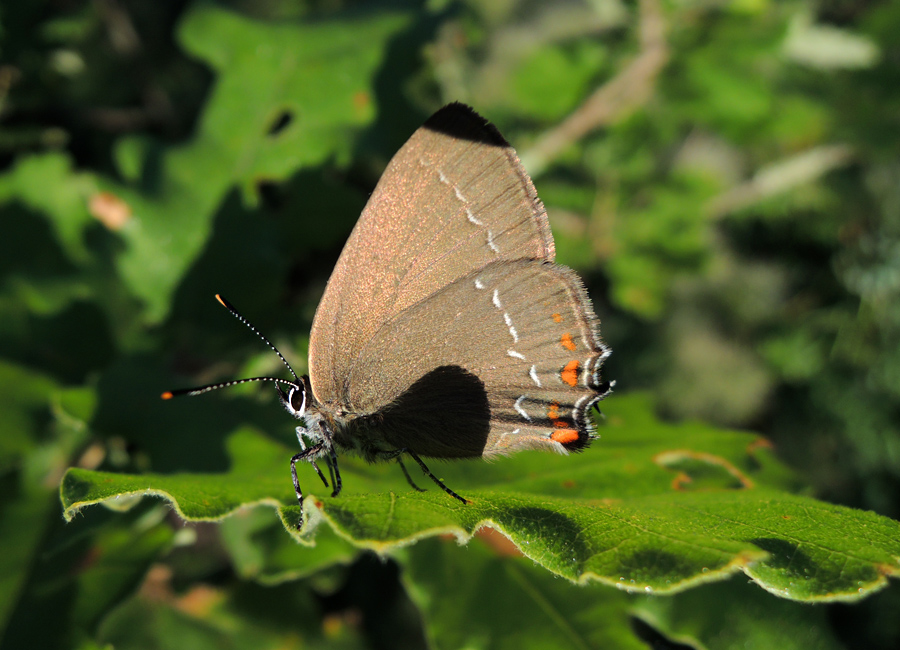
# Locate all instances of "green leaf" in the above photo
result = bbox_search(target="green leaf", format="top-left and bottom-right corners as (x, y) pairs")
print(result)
(0, 6), (410, 324)
(509, 41), (608, 121)
(1, 503), (175, 648)
(0, 492), (55, 637)
(219, 506), (359, 584)
(174, 6), (408, 195)
(60, 393), (900, 602)
(400, 537), (845, 650)
(401, 536), (644, 650)
(0, 153), (99, 265)
(120, 6), (407, 322)
(632, 578), (845, 650)
(61, 426), (293, 521)
(70, 512), (176, 631)
(118, 6), (408, 322)
(95, 577), (344, 650)
(0, 359), (59, 466)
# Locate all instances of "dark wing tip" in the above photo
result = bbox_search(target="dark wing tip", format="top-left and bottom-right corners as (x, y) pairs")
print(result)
(423, 103), (509, 148)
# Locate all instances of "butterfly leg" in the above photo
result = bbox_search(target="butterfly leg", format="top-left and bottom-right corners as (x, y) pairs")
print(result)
(398, 457), (428, 492)
(406, 450), (469, 505)
(310, 462), (329, 488)
(376, 449), (426, 492)
(290, 443), (326, 530)
(296, 426), (329, 488)
(322, 446), (342, 498)
(397, 457), (428, 492)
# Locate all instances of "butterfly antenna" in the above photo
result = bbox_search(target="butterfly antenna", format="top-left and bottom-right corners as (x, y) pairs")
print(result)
(213, 294), (301, 383)
(162, 376), (299, 400)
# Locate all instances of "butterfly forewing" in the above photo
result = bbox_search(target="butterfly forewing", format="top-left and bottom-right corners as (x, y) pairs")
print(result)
(309, 104), (556, 407)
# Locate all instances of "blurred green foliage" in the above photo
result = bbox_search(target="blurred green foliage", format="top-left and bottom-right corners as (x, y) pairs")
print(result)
(2, 0), (900, 648)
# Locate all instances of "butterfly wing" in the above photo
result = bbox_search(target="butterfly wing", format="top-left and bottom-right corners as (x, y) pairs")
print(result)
(342, 259), (610, 457)
(309, 104), (555, 407)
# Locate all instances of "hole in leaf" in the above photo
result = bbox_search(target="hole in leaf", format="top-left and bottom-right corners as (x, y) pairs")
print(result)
(267, 109), (293, 136)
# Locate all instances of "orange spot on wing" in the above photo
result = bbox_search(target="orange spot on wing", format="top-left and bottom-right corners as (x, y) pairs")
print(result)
(561, 360), (580, 387)
(547, 401), (560, 421)
(551, 429), (579, 444)
(560, 332), (576, 351)
(161, 391), (174, 400)
(552, 313), (562, 323)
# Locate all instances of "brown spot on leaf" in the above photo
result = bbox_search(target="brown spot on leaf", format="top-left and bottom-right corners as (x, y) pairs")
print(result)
(89, 191), (131, 230)
(477, 526), (523, 557)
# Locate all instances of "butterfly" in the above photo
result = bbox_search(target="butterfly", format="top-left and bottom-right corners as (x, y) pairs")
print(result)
(164, 103), (612, 528)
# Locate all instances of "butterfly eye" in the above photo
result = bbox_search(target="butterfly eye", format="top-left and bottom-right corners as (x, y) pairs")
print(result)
(287, 384), (307, 417)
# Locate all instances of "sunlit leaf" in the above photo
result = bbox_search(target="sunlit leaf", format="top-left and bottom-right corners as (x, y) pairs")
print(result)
(61, 393), (900, 602)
